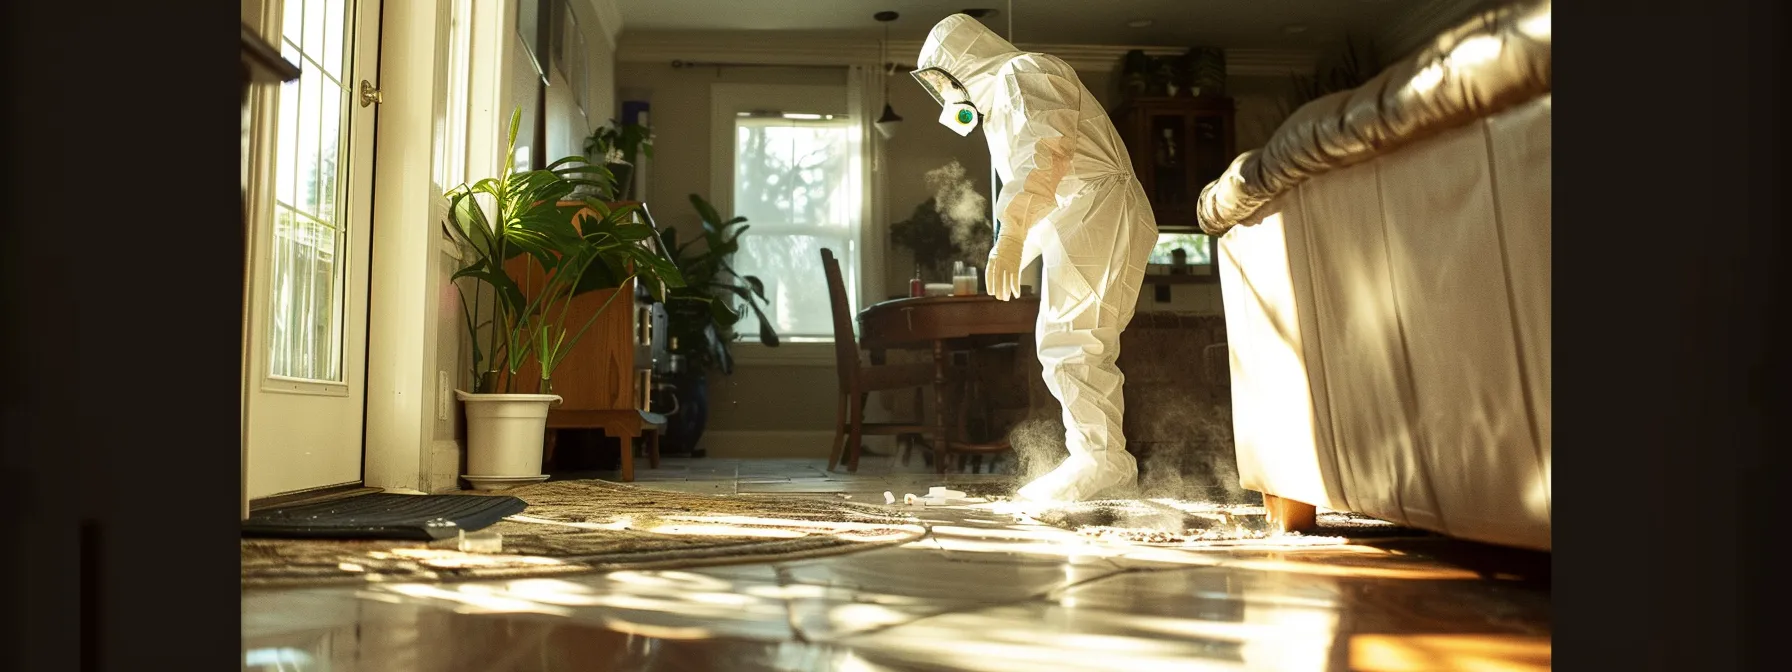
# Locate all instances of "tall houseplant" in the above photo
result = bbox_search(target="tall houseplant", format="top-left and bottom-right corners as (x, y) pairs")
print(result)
(447, 109), (683, 488)
(651, 194), (779, 455)
(660, 194), (778, 372)
(1261, 35), (1381, 134)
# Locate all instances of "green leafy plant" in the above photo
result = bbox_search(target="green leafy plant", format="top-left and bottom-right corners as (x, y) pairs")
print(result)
(1267, 35), (1381, 128)
(890, 197), (990, 282)
(1290, 35), (1378, 105)
(448, 109), (684, 393)
(583, 120), (654, 200)
(653, 194), (778, 375)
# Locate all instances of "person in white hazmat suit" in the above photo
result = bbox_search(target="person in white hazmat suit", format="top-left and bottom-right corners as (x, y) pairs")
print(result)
(913, 14), (1157, 502)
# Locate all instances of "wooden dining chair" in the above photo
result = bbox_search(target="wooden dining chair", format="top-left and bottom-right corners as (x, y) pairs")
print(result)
(820, 248), (936, 472)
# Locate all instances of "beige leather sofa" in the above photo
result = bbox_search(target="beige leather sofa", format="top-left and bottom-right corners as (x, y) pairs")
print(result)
(1199, 0), (1551, 551)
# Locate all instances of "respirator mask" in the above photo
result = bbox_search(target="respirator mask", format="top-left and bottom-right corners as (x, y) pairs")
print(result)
(911, 67), (981, 136)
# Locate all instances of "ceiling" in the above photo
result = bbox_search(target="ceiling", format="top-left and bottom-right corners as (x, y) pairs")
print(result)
(615, 0), (1433, 50)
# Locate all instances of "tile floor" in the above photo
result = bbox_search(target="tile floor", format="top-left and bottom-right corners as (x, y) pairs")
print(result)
(242, 458), (1550, 671)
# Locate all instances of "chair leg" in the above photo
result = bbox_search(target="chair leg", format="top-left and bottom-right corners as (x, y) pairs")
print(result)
(542, 429), (559, 471)
(847, 393), (867, 473)
(827, 393), (848, 472)
(620, 433), (637, 483)
(901, 388), (923, 468)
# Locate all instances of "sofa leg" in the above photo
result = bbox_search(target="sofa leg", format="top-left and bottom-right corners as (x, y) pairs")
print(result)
(1262, 493), (1317, 534)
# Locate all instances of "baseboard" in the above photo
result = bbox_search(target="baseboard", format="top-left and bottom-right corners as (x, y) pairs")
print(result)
(696, 429), (881, 459)
(426, 439), (465, 493)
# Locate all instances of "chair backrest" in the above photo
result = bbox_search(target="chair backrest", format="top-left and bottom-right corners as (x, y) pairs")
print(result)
(819, 248), (859, 392)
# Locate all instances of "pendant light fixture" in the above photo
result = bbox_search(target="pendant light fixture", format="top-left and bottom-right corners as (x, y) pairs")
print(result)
(874, 11), (903, 139)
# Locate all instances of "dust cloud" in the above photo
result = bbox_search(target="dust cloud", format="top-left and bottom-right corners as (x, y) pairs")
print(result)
(924, 160), (993, 262)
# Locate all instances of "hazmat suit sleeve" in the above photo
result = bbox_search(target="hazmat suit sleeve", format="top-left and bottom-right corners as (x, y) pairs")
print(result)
(992, 56), (1081, 251)
(983, 56), (1081, 299)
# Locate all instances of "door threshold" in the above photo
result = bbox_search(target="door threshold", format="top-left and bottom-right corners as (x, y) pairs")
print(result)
(248, 482), (378, 512)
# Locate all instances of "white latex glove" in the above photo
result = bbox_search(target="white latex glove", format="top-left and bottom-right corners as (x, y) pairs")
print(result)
(985, 229), (1025, 301)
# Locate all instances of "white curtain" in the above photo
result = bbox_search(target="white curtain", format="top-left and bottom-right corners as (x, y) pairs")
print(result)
(846, 65), (888, 314)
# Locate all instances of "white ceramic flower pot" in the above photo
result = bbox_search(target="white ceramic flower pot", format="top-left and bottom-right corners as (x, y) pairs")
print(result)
(455, 390), (562, 490)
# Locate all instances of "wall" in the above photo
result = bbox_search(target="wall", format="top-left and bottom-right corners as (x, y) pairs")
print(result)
(1226, 76), (1301, 170)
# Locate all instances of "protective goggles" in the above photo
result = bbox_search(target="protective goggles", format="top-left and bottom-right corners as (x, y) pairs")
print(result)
(911, 67), (981, 136)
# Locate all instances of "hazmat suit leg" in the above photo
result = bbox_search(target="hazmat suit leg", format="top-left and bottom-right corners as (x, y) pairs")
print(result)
(1014, 177), (1158, 503)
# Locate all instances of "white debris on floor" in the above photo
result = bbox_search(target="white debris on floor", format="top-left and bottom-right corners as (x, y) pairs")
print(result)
(917, 486), (975, 506)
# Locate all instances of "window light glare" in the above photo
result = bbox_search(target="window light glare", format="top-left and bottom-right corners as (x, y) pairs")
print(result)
(1519, 11), (1550, 39)
(245, 647), (315, 668)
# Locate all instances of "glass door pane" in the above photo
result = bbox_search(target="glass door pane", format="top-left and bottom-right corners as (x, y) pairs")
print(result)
(1191, 114), (1229, 189)
(268, 0), (352, 382)
(1147, 112), (1190, 210)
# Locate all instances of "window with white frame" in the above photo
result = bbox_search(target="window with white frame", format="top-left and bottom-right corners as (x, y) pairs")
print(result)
(432, 0), (473, 211)
(727, 111), (864, 341)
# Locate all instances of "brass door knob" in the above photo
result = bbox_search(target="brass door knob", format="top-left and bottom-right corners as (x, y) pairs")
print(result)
(359, 80), (382, 107)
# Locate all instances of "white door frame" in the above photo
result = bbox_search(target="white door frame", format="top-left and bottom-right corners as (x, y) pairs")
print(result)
(363, 0), (449, 492)
(362, 0), (515, 492)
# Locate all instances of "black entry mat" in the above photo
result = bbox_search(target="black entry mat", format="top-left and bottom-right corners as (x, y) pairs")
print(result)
(242, 493), (528, 541)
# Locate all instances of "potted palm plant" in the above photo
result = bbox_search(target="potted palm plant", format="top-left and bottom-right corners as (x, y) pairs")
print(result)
(448, 109), (683, 489)
(652, 194), (778, 456)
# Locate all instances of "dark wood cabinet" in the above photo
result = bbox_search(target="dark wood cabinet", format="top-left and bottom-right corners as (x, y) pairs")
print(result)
(1113, 96), (1235, 281)
(506, 201), (668, 481)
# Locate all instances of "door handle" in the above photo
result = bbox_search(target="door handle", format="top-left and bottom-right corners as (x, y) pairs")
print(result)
(359, 80), (383, 107)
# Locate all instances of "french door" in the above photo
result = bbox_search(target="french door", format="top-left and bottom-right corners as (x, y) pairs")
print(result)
(244, 0), (381, 499)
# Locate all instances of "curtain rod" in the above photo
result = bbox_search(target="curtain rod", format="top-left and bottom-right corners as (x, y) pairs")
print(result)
(672, 60), (845, 70)
(670, 60), (912, 71)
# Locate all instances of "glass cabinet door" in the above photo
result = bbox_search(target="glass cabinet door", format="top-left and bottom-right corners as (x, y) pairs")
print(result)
(1146, 111), (1192, 216)
(1190, 113), (1231, 195)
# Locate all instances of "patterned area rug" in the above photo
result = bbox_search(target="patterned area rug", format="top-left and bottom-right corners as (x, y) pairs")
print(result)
(242, 480), (925, 589)
(1031, 498), (1429, 547)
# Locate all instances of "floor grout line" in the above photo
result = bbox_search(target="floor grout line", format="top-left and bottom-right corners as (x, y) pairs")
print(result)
(811, 565), (1148, 645)
(774, 566), (814, 644)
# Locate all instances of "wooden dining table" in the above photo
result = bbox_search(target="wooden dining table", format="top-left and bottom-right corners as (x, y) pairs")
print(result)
(857, 294), (1041, 473)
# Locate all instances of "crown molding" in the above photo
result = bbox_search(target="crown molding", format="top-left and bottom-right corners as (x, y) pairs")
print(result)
(585, 0), (624, 49)
(616, 31), (1316, 78)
